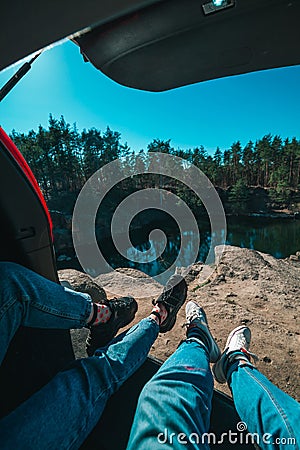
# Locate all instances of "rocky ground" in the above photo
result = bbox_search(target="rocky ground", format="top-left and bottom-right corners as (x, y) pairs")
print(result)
(59, 245), (300, 402)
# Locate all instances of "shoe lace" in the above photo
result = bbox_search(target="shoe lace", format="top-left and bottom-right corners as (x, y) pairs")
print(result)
(236, 333), (247, 349)
(228, 332), (259, 363)
(241, 348), (259, 363)
(183, 310), (205, 328)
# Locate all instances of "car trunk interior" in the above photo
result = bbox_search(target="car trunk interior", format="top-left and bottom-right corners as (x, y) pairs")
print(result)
(0, 130), (75, 419)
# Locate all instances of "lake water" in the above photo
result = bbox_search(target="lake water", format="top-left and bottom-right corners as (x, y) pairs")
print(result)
(100, 216), (300, 276)
(226, 216), (300, 259)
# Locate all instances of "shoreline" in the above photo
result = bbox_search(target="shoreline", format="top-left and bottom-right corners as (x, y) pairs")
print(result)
(226, 211), (300, 220)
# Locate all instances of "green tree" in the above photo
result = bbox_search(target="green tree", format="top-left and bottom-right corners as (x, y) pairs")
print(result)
(81, 128), (104, 179)
(147, 138), (174, 154)
(242, 141), (254, 185)
(230, 141), (243, 184)
(229, 179), (249, 213)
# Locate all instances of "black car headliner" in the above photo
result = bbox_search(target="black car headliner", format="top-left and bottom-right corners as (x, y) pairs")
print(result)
(2, 0), (300, 91)
(1, 0), (162, 72)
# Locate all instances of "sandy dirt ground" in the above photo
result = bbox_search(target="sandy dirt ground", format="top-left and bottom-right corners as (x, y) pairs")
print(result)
(61, 245), (300, 402)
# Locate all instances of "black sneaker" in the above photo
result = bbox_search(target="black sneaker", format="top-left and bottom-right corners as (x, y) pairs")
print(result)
(152, 274), (187, 333)
(86, 296), (138, 356)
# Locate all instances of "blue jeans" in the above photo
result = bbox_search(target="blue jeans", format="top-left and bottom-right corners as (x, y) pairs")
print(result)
(229, 363), (300, 450)
(127, 339), (300, 450)
(0, 261), (92, 365)
(127, 338), (213, 450)
(0, 262), (159, 449)
(0, 262), (299, 449)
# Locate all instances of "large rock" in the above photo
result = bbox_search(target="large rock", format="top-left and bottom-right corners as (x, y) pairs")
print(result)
(50, 210), (73, 256)
(58, 269), (107, 303)
(188, 245), (300, 401)
(95, 268), (163, 299)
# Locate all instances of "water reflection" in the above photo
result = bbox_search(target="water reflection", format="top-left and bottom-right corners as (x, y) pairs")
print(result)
(125, 230), (210, 275)
(101, 216), (300, 277)
(226, 217), (300, 259)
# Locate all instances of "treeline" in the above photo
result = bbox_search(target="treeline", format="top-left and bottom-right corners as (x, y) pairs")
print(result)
(11, 115), (300, 204)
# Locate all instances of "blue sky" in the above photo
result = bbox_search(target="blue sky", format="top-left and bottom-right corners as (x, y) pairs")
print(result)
(1, 40), (300, 154)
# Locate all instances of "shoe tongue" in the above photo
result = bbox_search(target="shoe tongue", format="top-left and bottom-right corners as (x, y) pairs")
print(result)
(108, 300), (116, 318)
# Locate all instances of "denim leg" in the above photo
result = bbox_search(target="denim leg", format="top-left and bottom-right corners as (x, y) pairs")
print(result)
(229, 364), (300, 450)
(127, 338), (213, 450)
(0, 262), (93, 365)
(0, 317), (159, 450)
